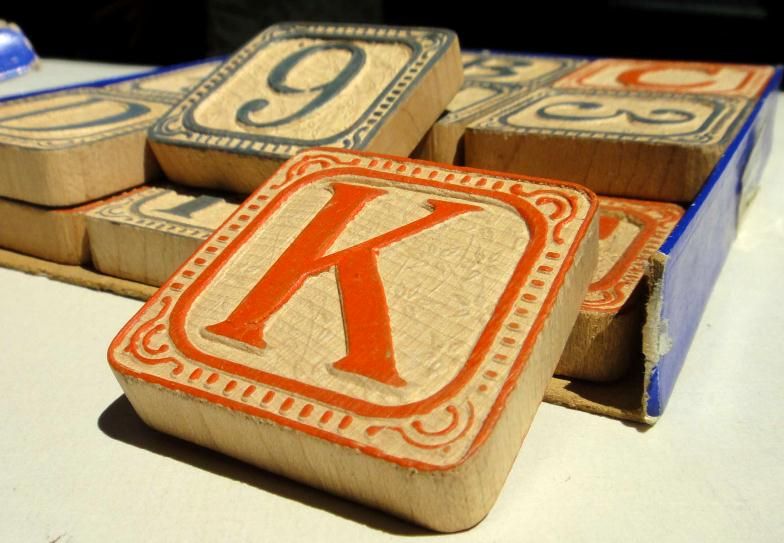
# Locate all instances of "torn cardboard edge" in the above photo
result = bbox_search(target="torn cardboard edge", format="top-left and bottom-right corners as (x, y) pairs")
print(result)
(0, 248), (155, 301)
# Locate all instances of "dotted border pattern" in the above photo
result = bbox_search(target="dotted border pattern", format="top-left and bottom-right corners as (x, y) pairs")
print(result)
(469, 86), (752, 146)
(553, 58), (776, 98)
(108, 60), (223, 103)
(0, 88), (177, 150)
(111, 149), (593, 468)
(442, 52), (586, 125)
(149, 23), (455, 158)
(85, 186), (238, 240)
(582, 197), (684, 312)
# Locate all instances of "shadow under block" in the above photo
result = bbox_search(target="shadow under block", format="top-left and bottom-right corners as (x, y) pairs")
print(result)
(108, 59), (223, 103)
(0, 88), (174, 206)
(108, 148), (598, 531)
(556, 197), (683, 382)
(148, 23), (463, 194)
(554, 58), (775, 98)
(414, 51), (583, 164)
(464, 87), (752, 202)
(86, 186), (238, 286)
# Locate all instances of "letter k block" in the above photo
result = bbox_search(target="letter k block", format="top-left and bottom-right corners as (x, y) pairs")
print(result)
(109, 148), (599, 531)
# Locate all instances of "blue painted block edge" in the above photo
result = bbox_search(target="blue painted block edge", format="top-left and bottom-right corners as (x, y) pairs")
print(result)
(645, 67), (783, 420)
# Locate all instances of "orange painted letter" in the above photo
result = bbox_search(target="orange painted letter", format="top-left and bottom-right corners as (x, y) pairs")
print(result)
(206, 182), (481, 386)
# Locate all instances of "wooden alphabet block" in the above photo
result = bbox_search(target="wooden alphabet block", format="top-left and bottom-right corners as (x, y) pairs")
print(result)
(0, 197), (92, 265)
(0, 187), (152, 265)
(86, 186), (237, 286)
(415, 51), (583, 164)
(108, 59), (223, 103)
(0, 88), (174, 206)
(556, 197), (683, 382)
(465, 87), (751, 201)
(148, 23), (463, 193)
(108, 149), (598, 531)
(555, 58), (775, 98)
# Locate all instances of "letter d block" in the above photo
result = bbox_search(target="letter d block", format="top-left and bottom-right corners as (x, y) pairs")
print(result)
(148, 23), (463, 194)
(108, 149), (598, 531)
(0, 89), (174, 206)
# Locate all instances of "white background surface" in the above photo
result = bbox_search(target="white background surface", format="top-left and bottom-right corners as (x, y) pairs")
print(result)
(1, 61), (783, 542)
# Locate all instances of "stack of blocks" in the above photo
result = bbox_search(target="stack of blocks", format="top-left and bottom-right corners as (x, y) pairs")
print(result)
(0, 59), (221, 266)
(0, 22), (778, 532)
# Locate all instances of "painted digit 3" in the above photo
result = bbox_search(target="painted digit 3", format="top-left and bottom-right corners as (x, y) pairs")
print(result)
(536, 100), (696, 125)
(236, 43), (366, 128)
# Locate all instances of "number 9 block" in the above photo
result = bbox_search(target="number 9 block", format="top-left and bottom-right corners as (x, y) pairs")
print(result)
(148, 23), (463, 194)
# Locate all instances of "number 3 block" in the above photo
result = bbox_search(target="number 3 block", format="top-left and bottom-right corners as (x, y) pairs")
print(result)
(149, 23), (463, 194)
(108, 149), (598, 531)
(465, 87), (751, 201)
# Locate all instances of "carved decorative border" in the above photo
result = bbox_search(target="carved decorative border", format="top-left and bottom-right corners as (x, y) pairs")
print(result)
(583, 197), (684, 312)
(110, 149), (596, 470)
(554, 58), (775, 98)
(443, 52), (585, 125)
(86, 186), (237, 239)
(109, 60), (222, 103)
(0, 88), (175, 149)
(471, 87), (751, 145)
(149, 23), (456, 157)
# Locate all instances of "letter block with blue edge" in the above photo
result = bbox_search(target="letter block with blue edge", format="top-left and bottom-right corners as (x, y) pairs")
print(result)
(0, 88), (176, 206)
(415, 51), (584, 164)
(554, 58), (774, 98)
(108, 148), (598, 531)
(556, 196), (683, 382)
(85, 185), (238, 286)
(147, 23), (463, 194)
(464, 86), (753, 201)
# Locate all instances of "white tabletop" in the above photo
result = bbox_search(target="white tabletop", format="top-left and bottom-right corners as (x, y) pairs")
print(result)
(1, 61), (783, 543)
(0, 58), (151, 99)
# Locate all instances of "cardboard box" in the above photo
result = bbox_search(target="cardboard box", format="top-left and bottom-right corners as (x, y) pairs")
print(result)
(544, 67), (783, 423)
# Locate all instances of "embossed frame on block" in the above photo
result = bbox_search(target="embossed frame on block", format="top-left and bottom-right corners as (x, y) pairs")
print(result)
(0, 88), (175, 150)
(443, 52), (585, 124)
(554, 58), (775, 98)
(149, 23), (457, 158)
(86, 186), (236, 240)
(109, 149), (595, 470)
(583, 198), (683, 312)
(472, 87), (751, 145)
(109, 60), (223, 103)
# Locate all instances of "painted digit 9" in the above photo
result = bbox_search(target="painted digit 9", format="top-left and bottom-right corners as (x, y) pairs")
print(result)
(236, 43), (366, 128)
(536, 100), (696, 125)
